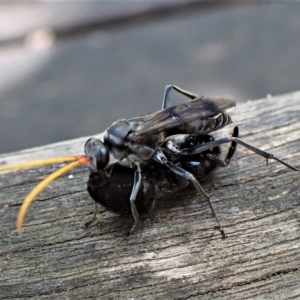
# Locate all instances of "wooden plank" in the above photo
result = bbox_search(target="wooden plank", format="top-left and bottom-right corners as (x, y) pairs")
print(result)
(0, 91), (299, 299)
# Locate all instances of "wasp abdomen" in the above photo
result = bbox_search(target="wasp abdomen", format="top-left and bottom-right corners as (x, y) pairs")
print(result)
(212, 111), (233, 132)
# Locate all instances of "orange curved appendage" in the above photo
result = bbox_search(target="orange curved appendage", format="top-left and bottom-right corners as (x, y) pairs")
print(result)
(16, 156), (89, 234)
(0, 155), (87, 173)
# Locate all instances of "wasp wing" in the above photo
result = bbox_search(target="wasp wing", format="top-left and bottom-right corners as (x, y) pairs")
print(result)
(129, 97), (236, 141)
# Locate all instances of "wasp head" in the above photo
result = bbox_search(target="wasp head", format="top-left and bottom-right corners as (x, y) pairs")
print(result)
(84, 138), (109, 171)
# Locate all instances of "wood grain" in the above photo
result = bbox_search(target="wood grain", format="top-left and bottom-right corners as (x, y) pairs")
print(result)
(0, 92), (299, 299)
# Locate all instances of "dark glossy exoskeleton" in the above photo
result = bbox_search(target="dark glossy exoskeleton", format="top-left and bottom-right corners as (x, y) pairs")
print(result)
(87, 163), (156, 217)
(84, 85), (298, 238)
(86, 128), (239, 231)
(168, 130), (238, 178)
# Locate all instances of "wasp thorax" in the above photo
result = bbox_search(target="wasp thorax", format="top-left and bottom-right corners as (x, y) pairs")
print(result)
(84, 138), (109, 171)
(105, 120), (132, 150)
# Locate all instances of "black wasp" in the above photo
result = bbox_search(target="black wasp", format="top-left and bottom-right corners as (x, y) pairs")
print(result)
(1, 85), (298, 238)
(86, 126), (238, 235)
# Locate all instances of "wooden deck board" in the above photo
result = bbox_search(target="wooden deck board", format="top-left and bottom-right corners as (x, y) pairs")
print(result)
(0, 92), (299, 299)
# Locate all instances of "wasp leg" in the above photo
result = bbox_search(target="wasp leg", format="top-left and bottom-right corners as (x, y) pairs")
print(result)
(167, 160), (226, 238)
(129, 168), (142, 234)
(162, 85), (198, 109)
(224, 126), (239, 164)
(154, 149), (226, 238)
(206, 126), (239, 167)
(181, 134), (299, 171)
(84, 201), (99, 228)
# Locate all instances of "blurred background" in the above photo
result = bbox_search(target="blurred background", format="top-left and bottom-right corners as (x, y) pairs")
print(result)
(0, 1), (300, 154)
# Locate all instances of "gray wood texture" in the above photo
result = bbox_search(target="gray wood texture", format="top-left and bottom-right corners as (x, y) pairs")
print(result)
(0, 92), (299, 299)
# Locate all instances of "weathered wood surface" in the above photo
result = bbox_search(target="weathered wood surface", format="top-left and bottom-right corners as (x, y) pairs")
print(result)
(0, 92), (299, 299)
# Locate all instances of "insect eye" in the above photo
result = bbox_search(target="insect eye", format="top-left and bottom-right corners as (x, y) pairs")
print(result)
(84, 138), (109, 170)
(96, 145), (109, 170)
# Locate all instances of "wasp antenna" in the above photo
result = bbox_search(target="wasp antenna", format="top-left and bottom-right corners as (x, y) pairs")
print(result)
(16, 156), (89, 234)
(0, 155), (87, 173)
